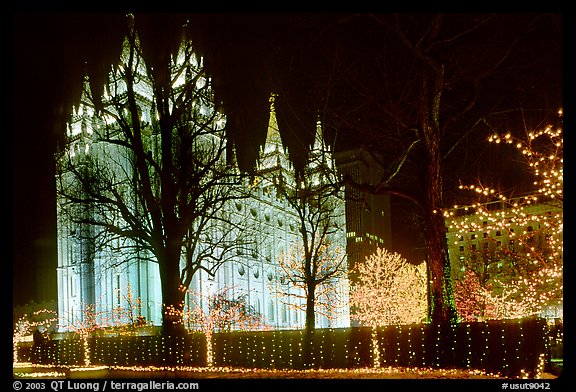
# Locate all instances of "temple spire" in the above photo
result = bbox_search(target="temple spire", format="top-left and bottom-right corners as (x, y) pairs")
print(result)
(257, 93), (293, 182)
(311, 112), (328, 153)
(263, 93), (282, 148)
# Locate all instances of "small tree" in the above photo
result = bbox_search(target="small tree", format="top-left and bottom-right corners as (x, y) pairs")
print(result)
(349, 247), (427, 327)
(108, 283), (150, 334)
(273, 237), (348, 326)
(171, 285), (266, 366)
(259, 114), (349, 367)
(13, 309), (57, 364)
(60, 304), (111, 366)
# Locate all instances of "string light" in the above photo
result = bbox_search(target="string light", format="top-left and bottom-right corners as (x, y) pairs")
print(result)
(15, 318), (548, 379)
(448, 111), (563, 322)
(13, 309), (58, 364)
(349, 247), (427, 327)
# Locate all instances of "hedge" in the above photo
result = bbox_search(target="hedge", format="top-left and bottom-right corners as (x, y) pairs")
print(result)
(17, 316), (549, 377)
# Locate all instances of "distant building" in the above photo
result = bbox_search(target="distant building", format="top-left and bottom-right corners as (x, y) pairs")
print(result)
(334, 147), (392, 272)
(333, 147), (392, 326)
(55, 36), (349, 332)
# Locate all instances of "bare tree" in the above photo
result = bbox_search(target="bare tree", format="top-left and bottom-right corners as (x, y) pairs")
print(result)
(263, 119), (349, 367)
(291, 13), (562, 324)
(56, 15), (253, 336)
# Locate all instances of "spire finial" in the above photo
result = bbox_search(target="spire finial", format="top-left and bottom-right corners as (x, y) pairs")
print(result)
(269, 93), (278, 112)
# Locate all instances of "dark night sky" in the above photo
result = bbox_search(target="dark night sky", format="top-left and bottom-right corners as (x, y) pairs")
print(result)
(11, 12), (564, 308)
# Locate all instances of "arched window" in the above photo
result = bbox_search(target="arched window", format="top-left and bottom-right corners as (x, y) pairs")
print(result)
(282, 304), (288, 324)
(268, 299), (275, 322)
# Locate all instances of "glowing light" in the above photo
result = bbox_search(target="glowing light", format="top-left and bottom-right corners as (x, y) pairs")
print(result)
(349, 248), (427, 327)
(448, 110), (563, 322)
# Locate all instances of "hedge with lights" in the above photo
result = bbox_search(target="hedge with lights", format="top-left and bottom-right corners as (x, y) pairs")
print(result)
(17, 317), (549, 377)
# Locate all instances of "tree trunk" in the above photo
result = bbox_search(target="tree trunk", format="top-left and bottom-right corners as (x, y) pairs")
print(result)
(419, 67), (458, 325)
(423, 205), (457, 324)
(303, 284), (316, 368)
(421, 124), (457, 322)
(158, 244), (186, 337)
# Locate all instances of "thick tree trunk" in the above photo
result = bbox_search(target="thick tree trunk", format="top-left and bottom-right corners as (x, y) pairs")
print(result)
(423, 205), (457, 324)
(158, 244), (186, 337)
(420, 87), (458, 324)
(156, 243), (187, 365)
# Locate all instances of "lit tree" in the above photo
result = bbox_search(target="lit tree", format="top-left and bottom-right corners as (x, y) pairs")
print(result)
(349, 247), (427, 327)
(58, 287), (149, 365)
(55, 14), (252, 336)
(169, 285), (266, 366)
(273, 237), (347, 326)
(60, 303), (113, 366)
(448, 109), (563, 319)
(13, 309), (57, 364)
(108, 283), (149, 334)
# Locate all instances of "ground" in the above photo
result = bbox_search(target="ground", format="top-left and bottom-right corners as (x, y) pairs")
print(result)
(13, 363), (559, 380)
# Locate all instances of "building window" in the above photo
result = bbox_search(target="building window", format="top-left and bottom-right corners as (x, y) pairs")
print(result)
(267, 268), (274, 282)
(69, 276), (76, 297)
(238, 264), (245, 276)
(282, 304), (288, 324)
(268, 300), (275, 322)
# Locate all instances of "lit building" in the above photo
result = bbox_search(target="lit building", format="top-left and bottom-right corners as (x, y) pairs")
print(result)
(55, 33), (349, 332)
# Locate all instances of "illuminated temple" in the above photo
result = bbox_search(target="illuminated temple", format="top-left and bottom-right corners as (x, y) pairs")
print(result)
(55, 34), (350, 332)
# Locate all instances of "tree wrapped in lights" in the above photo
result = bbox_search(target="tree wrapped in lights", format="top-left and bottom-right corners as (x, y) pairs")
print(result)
(448, 109), (563, 320)
(349, 247), (427, 327)
(273, 238), (347, 326)
(60, 303), (110, 366)
(59, 286), (148, 365)
(13, 309), (57, 364)
(168, 285), (267, 366)
(453, 270), (532, 322)
(107, 283), (150, 335)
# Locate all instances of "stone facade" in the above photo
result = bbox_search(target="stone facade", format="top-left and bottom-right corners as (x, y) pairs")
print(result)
(55, 34), (349, 332)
